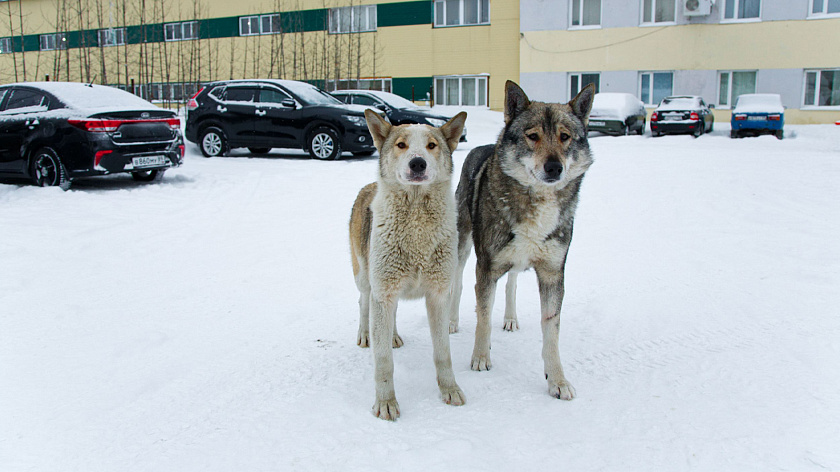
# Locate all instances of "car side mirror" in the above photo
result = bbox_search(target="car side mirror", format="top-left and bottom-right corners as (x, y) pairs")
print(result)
(281, 99), (296, 108)
(375, 104), (388, 112)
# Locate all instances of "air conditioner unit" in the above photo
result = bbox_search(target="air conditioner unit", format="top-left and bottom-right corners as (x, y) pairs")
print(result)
(684, 0), (713, 16)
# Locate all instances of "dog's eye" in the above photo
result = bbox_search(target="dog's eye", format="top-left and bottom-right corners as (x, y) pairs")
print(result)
(396, 142), (407, 149)
(560, 133), (571, 142)
(427, 142), (436, 150)
(527, 133), (539, 141)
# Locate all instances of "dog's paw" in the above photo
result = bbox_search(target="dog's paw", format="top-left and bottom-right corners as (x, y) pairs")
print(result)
(441, 386), (466, 406)
(392, 334), (404, 348)
(372, 398), (401, 421)
(449, 321), (459, 334)
(502, 318), (519, 331)
(548, 379), (576, 400)
(357, 330), (370, 348)
(470, 353), (492, 371)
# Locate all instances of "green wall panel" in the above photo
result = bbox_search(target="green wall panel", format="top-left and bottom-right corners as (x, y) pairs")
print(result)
(393, 76), (433, 101)
(378, 1), (432, 28)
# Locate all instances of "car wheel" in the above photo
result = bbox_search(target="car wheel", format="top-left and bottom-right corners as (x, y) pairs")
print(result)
(693, 123), (703, 138)
(353, 150), (375, 157)
(131, 169), (166, 182)
(248, 147), (271, 154)
(637, 120), (646, 135)
(708, 120), (714, 133)
(200, 127), (227, 157)
(30, 148), (70, 190)
(775, 130), (784, 140)
(308, 127), (341, 160)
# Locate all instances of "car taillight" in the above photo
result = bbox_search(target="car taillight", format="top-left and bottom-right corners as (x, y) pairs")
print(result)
(186, 87), (204, 111)
(734, 114), (747, 121)
(69, 119), (122, 132)
(166, 118), (181, 129)
(650, 112), (659, 122)
(768, 114), (781, 121)
(689, 112), (700, 121)
(94, 150), (112, 166)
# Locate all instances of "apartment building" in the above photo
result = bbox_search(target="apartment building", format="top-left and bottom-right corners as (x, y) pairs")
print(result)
(520, 0), (840, 123)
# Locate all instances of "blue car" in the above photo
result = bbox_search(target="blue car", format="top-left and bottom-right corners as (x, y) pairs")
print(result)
(730, 93), (784, 139)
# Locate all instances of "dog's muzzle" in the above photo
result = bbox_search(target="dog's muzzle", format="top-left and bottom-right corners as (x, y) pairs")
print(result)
(543, 161), (563, 183)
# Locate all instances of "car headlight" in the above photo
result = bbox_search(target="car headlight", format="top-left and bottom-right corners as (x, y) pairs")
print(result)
(426, 118), (446, 127)
(343, 115), (367, 127)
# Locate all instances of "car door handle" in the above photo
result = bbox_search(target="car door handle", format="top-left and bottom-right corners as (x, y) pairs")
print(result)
(217, 105), (227, 113)
(26, 119), (39, 128)
(255, 109), (266, 116)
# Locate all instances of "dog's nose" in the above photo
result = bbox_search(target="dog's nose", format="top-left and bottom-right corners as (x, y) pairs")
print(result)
(544, 161), (563, 181)
(409, 157), (427, 174)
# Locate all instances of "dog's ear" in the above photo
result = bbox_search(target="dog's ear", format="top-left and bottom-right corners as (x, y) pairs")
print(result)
(365, 109), (391, 150)
(504, 81), (530, 125)
(440, 111), (467, 152)
(569, 83), (596, 126)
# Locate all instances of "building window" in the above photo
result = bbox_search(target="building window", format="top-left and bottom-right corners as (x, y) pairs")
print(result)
(804, 69), (840, 107)
(641, 0), (675, 24)
(640, 71), (673, 105)
(261, 14), (282, 34)
(240, 16), (259, 36)
(809, 0), (840, 17)
(570, 0), (601, 27)
(569, 73), (600, 99)
(98, 28), (125, 47)
(40, 33), (68, 51)
(329, 5), (377, 33)
(241, 14), (282, 36)
(722, 0), (760, 20)
(434, 75), (488, 107)
(434, 0), (490, 27)
(165, 21), (198, 41)
(0, 37), (11, 54)
(718, 70), (756, 107)
(326, 78), (392, 92)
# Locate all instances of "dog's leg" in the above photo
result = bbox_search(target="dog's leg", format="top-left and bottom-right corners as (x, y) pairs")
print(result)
(370, 291), (401, 420)
(471, 262), (500, 371)
(536, 266), (575, 400)
(427, 289), (466, 406)
(391, 308), (403, 348)
(356, 273), (371, 348)
(503, 271), (519, 331)
(448, 232), (472, 334)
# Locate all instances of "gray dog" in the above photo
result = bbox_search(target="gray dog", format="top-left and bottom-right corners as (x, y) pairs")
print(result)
(449, 81), (595, 400)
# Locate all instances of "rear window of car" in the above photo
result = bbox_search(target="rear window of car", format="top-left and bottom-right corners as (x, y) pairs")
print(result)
(0, 89), (7, 107)
(352, 95), (380, 107)
(1, 89), (49, 113)
(224, 87), (257, 103)
(658, 97), (699, 110)
(208, 87), (224, 100)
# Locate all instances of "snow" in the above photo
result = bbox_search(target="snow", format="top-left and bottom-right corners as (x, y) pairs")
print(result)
(656, 96), (702, 111)
(9, 82), (162, 113)
(734, 94), (785, 114)
(590, 92), (644, 120)
(1, 108), (839, 471)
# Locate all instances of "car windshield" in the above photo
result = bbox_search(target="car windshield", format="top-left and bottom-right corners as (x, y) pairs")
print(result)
(658, 97), (699, 110)
(282, 81), (342, 106)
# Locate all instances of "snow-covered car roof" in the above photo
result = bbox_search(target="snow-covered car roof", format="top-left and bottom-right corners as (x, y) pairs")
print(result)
(210, 79), (344, 106)
(733, 94), (784, 114)
(6, 82), (163, 114)
(656, 96), (703, 111)
(335, 89), (422, 110)
(590, 93), (644, 119)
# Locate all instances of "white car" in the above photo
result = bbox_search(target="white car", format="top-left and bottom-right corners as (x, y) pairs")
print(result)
(588, 93), (647, 136)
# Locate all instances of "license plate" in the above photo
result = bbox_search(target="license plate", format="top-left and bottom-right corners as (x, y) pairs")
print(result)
(132, 156), (166, 168)
(589, 121), (605, 127)
(748, 116), (767, 121)
(665, 115), (681, 121)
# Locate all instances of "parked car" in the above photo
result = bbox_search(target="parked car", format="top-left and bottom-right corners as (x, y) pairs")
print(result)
(587, 92), (647, 136)
(330, 89), (467, 142)
(649, 95), (714, 137)
(0, 82), (183, 189)
(185, 79), (380, 160)
(730, 94), (785, 139)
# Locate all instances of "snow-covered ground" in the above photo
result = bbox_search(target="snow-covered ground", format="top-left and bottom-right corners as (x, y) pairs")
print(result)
(1, 109), (839, 471)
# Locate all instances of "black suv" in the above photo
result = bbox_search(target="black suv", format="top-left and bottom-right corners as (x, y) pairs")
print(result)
(185, 79), (378, 160)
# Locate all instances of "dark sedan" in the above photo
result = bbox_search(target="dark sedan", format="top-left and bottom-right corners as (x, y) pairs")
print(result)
(330, 89), (467, 142)
(185, 79), (380, 160)
(0, 82), (183, 189)
(650, 95), (715, 137)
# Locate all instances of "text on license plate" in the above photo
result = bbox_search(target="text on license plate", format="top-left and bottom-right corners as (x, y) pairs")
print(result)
(589, 121), (605, 127)
(748, 116), (767, 121)
(132, 156), (166, 168)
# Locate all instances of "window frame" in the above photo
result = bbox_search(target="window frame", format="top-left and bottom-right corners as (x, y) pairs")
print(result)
(433, 0), (491, 28)
(568, 72), (601, 100)
(329, 5), (378, 34)
(165, 21), (198, 42)
(716, 70), (757, 108)
(808, 0), (840, 18)
(721, 0), (762, 22)
(260, 14), (282, 34)
(639, 71), (674, 106)
(640, 0), (676, 25)
(0, 37), (11, 54)
(433, 74), (489, 107)
(239, 16), (259, 36)
(98, 27), (125, 47)
(40, 33), (68, 51)
(569, 0), (602, 29)
(802, 68), (840, 109)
